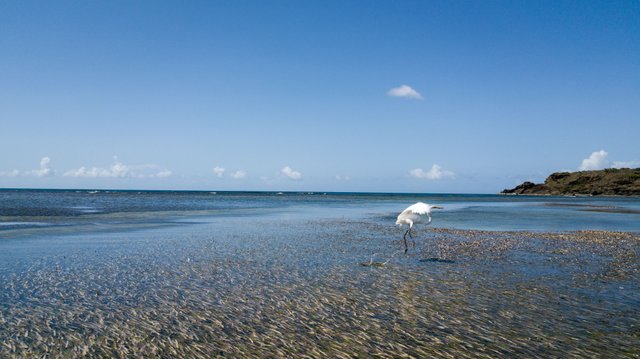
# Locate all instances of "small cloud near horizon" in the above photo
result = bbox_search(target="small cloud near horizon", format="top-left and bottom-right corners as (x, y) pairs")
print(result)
(155, 169), (173, 178)
(579, 150), (609, 171)
(281, 166), (302, 180)
(64, 158), (172, 179)
(387, 85), (423, 100)
(1, 157), (54, 177)
(29, 157), (54, 177)
(409, 164), (454, 180)
(0, 169), (20, 177)
(578, 150), (640, 171)
(213, 166), (225, 178)
(612, 160), (640, 168)
(230, 170), (247, 179)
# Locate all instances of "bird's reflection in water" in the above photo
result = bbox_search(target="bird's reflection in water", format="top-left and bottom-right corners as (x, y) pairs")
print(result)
(359, 250), (402, 267)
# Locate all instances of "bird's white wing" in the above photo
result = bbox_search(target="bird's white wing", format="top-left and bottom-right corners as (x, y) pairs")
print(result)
(401, 202), (430, 215)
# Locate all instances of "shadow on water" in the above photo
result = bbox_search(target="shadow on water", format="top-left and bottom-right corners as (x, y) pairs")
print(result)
(419, 257), (456, 264)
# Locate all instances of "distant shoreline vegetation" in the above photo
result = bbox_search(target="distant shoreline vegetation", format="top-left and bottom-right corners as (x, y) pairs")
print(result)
(501, 168), (640, 196)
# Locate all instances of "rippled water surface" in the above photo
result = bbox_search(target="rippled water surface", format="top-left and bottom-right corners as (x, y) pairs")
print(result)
(2, 189), (640, 233)
(1, 190), (639, 356)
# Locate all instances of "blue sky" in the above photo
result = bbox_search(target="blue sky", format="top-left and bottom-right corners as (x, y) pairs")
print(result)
(1, 1), (639, 193)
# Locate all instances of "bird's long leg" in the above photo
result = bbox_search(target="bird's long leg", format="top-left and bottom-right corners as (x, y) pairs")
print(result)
(408, 228), (416, 248)
(403, 229), (410, 253)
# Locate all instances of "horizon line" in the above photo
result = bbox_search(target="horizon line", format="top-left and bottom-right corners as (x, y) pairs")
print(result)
(0, 187), (495, 196)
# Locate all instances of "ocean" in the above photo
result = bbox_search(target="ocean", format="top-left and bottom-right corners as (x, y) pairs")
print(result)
(1, 189), (639, 356)
(1, 189), (639, 236)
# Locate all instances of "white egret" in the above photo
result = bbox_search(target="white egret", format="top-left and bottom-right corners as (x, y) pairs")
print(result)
(395, 202), (443, 253)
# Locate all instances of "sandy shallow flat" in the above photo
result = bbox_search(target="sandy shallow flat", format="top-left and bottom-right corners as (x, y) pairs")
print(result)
(1, 218), (639, 357)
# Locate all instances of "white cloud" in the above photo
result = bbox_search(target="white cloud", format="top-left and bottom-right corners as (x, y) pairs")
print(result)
(213, 167), (226, 178)
(64, 158), (171, 179)
(230, 170), (247, 179)
(335, 175), (351, 181)
(387, 85), (423, 100)
(28, 157), (54, 177)
(64, 166), (110, 178)
(110, 161), (131, 177)
(281, 166), (302, 180)
(0, 169), (20, 177)
(154, 170), (172, 178)
(409, 164), (455, 180)
(579, 150), (609, 171)
(612, 160), (640, 169)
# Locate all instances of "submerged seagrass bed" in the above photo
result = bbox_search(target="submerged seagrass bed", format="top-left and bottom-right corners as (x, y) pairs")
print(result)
(1, 218), (639, 357)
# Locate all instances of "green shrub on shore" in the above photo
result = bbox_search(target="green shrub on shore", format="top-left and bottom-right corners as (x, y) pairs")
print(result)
(502, 168), (640, 196)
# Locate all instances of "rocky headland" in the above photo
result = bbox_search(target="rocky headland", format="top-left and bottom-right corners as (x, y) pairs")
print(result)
(501, 168), (640, 196)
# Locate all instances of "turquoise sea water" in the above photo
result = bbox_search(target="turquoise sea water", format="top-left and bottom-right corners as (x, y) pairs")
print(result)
(1, 189), (639, 236)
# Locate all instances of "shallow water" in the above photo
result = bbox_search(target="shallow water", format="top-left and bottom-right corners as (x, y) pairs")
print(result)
(1, 190), (639, 356)
(2, 189), (640, 235)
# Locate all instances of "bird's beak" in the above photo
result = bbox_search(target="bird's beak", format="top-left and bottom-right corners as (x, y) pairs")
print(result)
(432, 206), (444, 209)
